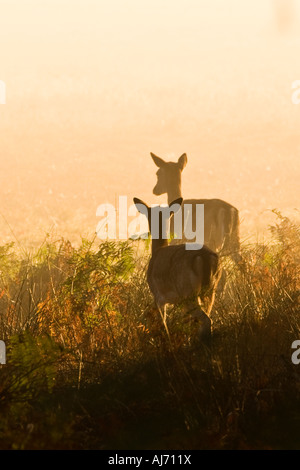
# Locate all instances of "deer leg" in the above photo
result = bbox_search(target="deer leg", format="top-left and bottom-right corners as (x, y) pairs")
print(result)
(196, 309), (212, 343)
(145, 302), (160, 330)
(183, 299), (211, 343)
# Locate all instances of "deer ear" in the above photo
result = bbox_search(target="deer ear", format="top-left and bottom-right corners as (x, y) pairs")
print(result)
(169, 198), (183, 213)
(133, 198), (149, 216)
(150, 152), (166, 168)
(178, 153), (187, 170)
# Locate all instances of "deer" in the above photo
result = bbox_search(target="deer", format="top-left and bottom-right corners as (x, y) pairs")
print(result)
(133, 197), (222, 342)
(151, 152), (241, 263)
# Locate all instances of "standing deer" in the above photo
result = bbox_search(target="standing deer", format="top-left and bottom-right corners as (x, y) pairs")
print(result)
(151, 152), (241, 264)
(133, 197), (222, 341)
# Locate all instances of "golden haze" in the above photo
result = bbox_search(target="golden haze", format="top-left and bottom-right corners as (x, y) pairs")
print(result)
(0, 0), (299, 246)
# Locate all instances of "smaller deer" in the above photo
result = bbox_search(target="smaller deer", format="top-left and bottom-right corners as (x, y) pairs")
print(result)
(133, 197), (222, 341)
(151, 152), (241, 264)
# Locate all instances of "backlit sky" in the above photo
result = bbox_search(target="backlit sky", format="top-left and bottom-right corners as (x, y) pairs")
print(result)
(0, 0), (299, 245)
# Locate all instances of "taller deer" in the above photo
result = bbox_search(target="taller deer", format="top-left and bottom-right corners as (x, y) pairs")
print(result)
(151, 152), (241, 263)
(133, 197), (221, 341)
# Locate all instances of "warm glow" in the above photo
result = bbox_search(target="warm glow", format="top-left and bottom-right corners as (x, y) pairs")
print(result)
(0, 0), (299, 245)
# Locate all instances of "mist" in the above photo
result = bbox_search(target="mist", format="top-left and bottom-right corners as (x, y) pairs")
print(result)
(0, 0), (299, 245)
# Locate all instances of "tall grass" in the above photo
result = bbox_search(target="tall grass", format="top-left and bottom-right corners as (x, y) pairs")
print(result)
(0, 213), (299, 449)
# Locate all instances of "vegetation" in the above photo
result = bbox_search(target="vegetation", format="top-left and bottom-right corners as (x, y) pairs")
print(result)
(0, 213), (299, 450)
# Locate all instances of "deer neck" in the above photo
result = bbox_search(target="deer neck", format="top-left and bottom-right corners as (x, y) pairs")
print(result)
(151, 237), (168, 255)
(166, 181), (182, 205)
